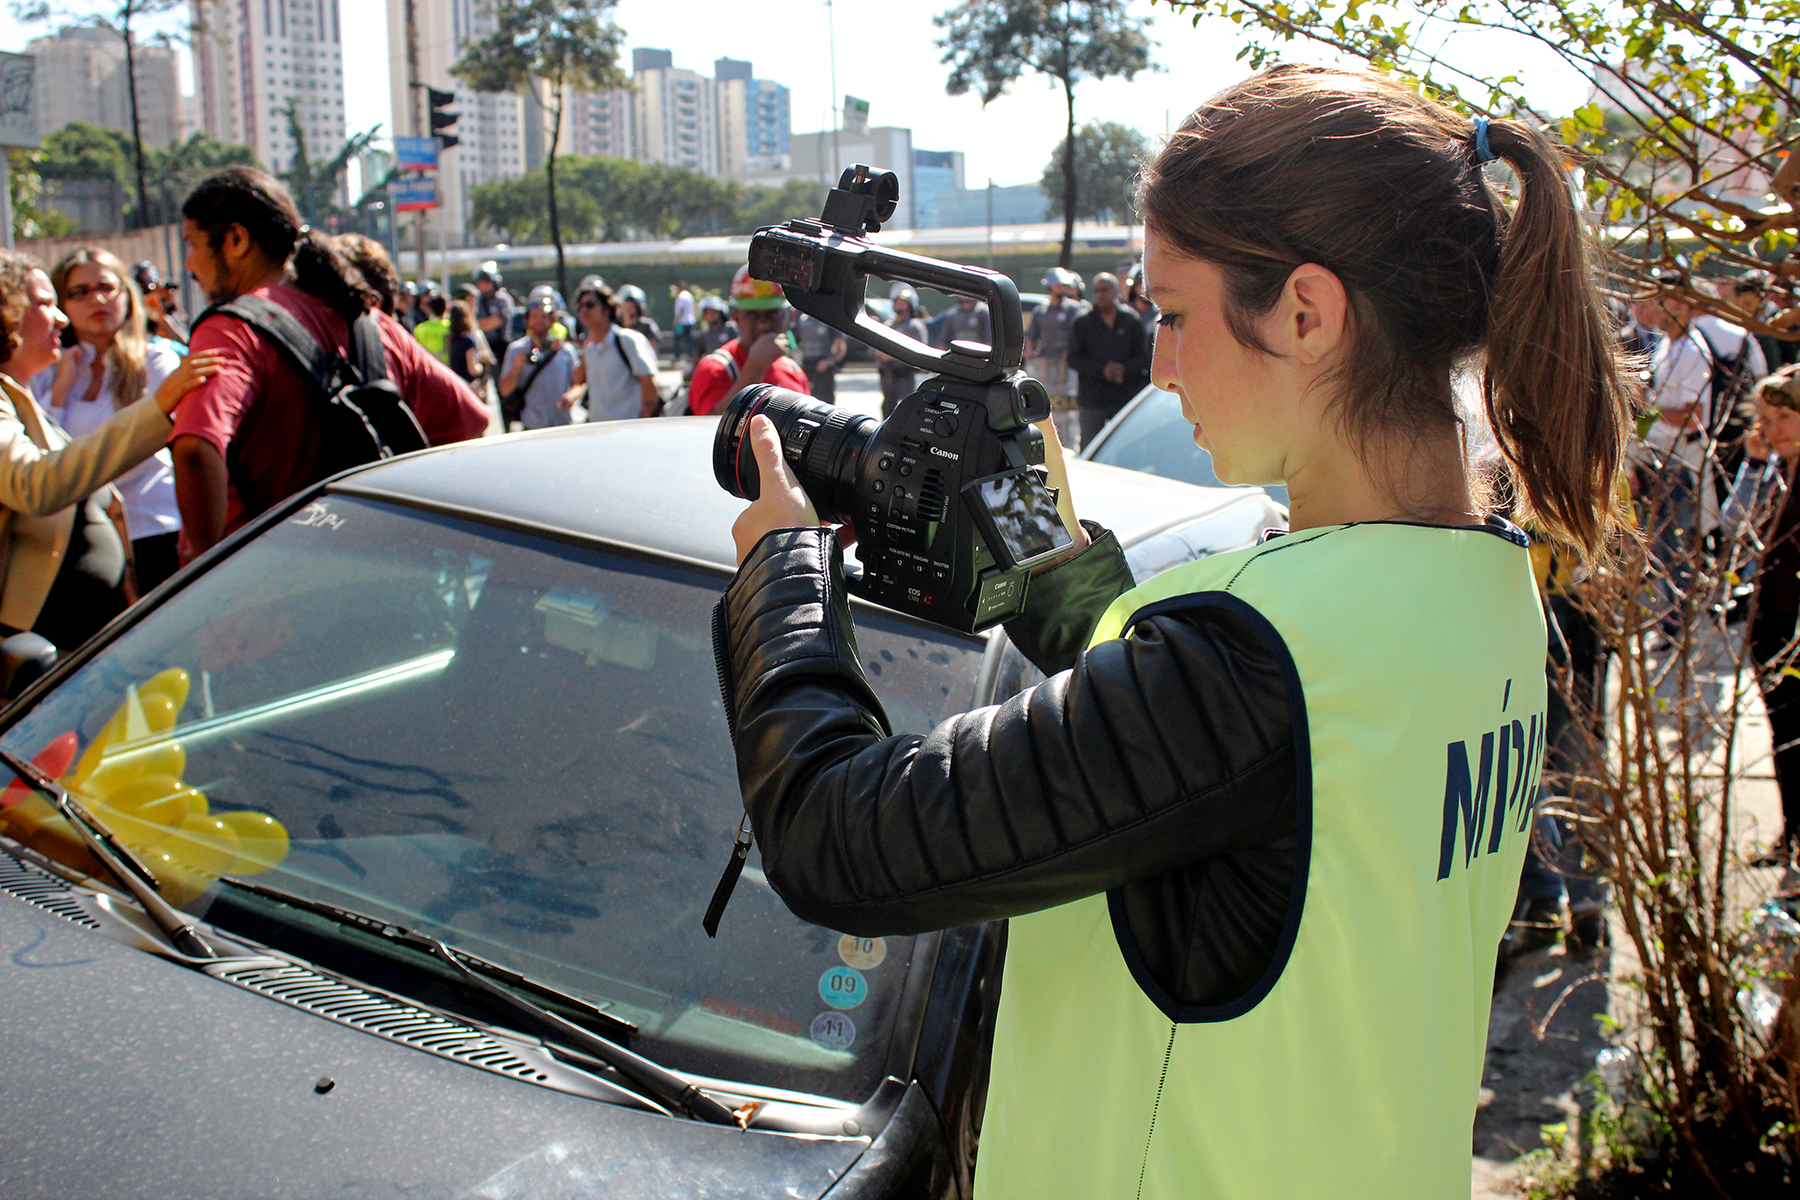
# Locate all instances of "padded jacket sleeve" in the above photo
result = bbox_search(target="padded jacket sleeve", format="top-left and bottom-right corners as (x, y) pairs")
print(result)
(719, 526), (1297, 938)
(1001, 520), (1137, 675)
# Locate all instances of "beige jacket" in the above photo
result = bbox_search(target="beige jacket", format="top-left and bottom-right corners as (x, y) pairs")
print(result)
(0, 373), (172, 631)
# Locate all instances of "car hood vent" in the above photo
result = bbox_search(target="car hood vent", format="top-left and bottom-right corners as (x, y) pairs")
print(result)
(0, 848), (102, 929)
(208, 960), (555, 1079)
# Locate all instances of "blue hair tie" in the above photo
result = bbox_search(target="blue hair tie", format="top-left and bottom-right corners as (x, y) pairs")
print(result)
(1472, 116), (1497, 165)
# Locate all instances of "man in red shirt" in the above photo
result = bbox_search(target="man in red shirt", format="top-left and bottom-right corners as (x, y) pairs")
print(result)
(686, 266), (810, 416)
(170, 168), (488, 559)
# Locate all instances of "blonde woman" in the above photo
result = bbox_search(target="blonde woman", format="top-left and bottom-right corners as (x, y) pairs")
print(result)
(0, 250), (219, 652)
(36, 248), (185, 589)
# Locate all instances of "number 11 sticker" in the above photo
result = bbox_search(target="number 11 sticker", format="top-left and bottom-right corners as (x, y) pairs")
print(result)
(811, 1011), (856, 1051)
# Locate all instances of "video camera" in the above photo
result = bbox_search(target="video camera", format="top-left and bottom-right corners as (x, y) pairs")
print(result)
(712, 165), (1072, 633)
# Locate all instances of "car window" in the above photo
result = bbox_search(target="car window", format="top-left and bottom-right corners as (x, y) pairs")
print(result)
(1087, 388), (1289, 508)
(0, 495), (984, 1104)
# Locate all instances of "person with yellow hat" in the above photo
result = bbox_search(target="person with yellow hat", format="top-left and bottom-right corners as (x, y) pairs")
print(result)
(686, 266), (809, 417)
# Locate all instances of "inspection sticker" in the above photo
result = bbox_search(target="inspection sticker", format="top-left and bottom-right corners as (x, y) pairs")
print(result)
(810, 1011), (857, 1052)
(818, 966), (867, 1009)
(838, 935), (886, 971)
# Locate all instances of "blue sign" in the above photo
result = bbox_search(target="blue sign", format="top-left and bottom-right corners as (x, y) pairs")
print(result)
(394, 136), (438, 171)
(389, 175), (437, 211)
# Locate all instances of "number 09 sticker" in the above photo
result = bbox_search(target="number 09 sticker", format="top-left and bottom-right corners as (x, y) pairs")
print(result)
(818, 966), (867, 1009)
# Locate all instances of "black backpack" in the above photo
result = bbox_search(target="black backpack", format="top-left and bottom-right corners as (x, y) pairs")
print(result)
(193, 296), (429, 499)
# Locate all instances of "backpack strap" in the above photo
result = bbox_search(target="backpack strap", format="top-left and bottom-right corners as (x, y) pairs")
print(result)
(705, 348), (739, 382)
(192, 294), (349, 397)
(348, 310), (391, 388)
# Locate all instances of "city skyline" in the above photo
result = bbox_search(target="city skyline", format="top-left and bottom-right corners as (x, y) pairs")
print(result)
(0, 1), (1593, 192)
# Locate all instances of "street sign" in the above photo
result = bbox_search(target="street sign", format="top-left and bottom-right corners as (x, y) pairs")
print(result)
(394, 136), (438, 172)
(0, 52), (37, 149)
(390, 174), (437, 211)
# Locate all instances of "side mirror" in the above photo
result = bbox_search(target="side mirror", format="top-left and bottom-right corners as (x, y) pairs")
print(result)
(0, 632), (56, 700)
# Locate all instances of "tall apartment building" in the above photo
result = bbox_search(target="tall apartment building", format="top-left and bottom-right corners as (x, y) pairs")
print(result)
(29, 24), (185, 148)
(714, 57), (789, 179)
(564, 85), (633, 160)
(631, 48), (717, 176)
(190, 0), (346, 174)
(384, 0), (526, 245)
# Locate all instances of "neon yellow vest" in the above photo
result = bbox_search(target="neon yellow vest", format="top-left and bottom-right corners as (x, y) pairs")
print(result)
(977, 522), (1546, 1199)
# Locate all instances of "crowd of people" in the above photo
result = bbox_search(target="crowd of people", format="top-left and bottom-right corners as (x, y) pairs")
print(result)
(1500, 262), (1800, 963)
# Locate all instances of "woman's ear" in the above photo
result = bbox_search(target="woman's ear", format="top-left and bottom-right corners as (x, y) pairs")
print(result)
(1274, 263), (1348, 366)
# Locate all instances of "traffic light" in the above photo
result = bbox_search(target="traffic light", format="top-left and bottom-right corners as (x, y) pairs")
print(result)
(427, 87), (460, 152)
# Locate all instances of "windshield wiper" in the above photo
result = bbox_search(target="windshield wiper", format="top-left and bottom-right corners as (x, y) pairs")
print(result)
(215, 877), (742, 1127)
(0, 748), (217, 960)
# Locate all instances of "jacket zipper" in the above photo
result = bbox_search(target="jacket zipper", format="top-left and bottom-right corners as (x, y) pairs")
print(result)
(1136, 1023), (1177, 1200)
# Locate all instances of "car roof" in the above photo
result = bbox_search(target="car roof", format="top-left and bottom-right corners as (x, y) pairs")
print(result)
(333, 418), (1252, 572)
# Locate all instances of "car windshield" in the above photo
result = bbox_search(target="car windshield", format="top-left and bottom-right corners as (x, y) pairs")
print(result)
(1088, 388), (1289, 508)
(0, 495), (984, 1103)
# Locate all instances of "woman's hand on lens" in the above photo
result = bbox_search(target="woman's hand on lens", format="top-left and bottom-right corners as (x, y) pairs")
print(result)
(154, 350), (227, 415)
(733, 413), (820, 564)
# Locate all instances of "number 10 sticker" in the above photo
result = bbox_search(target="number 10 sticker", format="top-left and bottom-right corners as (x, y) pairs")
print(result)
(838, 935), (886, 970)
(819, 966), (867, 1009)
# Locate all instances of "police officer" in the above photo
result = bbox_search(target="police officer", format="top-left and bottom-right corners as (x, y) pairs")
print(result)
(473, 261), (514, 362)
(716, 65), (1632, 1198)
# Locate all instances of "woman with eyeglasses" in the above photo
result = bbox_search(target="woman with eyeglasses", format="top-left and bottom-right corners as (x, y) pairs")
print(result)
(39, 248), (195, 591)
(0, 249), (219, 654)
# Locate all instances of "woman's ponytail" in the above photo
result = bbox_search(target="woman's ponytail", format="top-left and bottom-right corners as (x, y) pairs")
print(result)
(291, 229), (376, 324)
(1139, 66), (1634, 560)
(1478, 119), (1633, 559)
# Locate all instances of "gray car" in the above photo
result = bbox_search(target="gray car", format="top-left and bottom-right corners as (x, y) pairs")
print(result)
(0, 420), (1281, 1199)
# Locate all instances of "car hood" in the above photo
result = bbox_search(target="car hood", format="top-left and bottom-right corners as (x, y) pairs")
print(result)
(336, 418), (1255, 574)
(0, 893), (865, 1199)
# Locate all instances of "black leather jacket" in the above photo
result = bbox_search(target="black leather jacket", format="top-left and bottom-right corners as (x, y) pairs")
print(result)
(716, 525), (1305, 1012)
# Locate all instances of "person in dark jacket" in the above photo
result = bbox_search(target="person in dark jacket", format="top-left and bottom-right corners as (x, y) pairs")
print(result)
(1067, 271), (1151, 446)
(1745, 364), (1800, 877)
(713, 65), (1633, 1198)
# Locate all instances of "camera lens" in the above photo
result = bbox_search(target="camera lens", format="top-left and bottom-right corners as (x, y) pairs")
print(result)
(712, 384), (879, 524)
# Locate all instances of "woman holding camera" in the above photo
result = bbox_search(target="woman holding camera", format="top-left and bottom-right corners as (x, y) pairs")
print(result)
(0, 251), (219, 652)
(717, 65), (1629, 1197)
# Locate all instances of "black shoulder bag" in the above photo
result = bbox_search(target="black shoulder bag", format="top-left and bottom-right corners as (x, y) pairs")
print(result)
(502, 343), (560, 427)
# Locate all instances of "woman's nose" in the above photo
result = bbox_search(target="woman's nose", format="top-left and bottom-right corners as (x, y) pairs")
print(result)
(1149, 326), (1177, 392)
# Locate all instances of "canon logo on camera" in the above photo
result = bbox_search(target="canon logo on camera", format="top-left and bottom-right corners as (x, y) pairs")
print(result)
(929, 446), (961, 461)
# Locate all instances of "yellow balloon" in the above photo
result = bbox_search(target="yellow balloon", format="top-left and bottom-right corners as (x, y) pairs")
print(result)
(165, 813), (241, 878)
(88, 801), (170, 851)
(81, 743), (186, 801)
(70, 669), (191, 785)
(24, 815), (106, 880)
(100, 774), (185, 815)
(137, 668), (191, 713)
(135, 845), (206, 906)
(216, 810), (289, 875)
(70, 707), (130, 785)
(0, 794), (56, 842)
(138, 694), (177, 734)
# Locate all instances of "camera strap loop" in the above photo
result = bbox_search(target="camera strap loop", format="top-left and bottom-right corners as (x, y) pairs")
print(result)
(702, 812), (754, 938)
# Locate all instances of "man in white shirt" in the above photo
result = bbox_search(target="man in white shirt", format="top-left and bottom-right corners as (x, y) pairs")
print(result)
(1632, 289), (1716, 625)
(1632, 293), (1714, 468)
(564, 277), (659, 422)
(672, 281), (697, 364)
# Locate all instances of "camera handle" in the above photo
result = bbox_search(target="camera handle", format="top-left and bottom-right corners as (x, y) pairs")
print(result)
(747, 224), (1027, 385)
